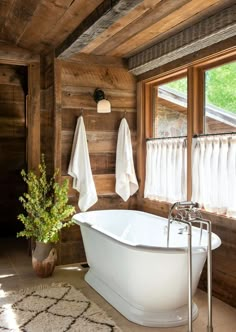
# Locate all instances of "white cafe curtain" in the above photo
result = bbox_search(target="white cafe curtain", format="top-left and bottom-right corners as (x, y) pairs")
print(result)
(144, 138), (187, 202)
(191, 135), (236, 218)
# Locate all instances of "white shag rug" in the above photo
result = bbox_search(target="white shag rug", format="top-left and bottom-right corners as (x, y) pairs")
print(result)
(0, 283), (122, 332)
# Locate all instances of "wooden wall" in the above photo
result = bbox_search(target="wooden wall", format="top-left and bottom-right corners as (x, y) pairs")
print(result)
(40, 54), (55, 175)
(54, 59), (138, 264)
(0, 64), (27, 236)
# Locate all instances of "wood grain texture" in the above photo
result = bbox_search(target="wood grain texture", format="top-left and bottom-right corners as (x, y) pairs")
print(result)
(27, 63), (40, 172)
(93, 0), (191, 56)
(129, 3), (236, 75)
(40, 54), (55, 175)
(1, 0), (41, 44)
(62, 53), (127, 68)
(61, 60), (137, 190)
(56, 0), (143, 58)
(0, 0), (234, 62)
(56, 59), (137, 264)
(0, 42), (39, 65)
(19, 1), (104, 54)
(68, 0), (162, 55)
(53, 58), (62, 173)
(110, 0), (231, 57)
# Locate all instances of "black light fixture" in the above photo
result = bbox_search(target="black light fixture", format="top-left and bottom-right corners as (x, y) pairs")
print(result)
(93, 88), (111, 113)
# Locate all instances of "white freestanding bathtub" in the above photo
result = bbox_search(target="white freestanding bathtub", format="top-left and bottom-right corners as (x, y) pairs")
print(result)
(73, 209), (221, 327)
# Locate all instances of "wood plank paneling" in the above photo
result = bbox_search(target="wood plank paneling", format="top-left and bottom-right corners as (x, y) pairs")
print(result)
(40, 54), (55, 175)
(62, 61), (136, 89)
(108, 0), (229, 57)
(1, 0), (41, 44)
(62, 109), (136, 132)
(59, 59), (137, 264)
(93, 0), (191, 56)
(0, 43), (39, 66)
(63, 54), (127, 68)
(20, 1), (104, 54)
(80, 0), (162, 54)
(56, 0), (143, 59)
(0, 0), (234, 62)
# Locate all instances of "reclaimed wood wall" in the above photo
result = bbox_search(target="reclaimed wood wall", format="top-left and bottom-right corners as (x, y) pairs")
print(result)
(40, 54), (55, 175)
(0, 64), (27, 236)
(51, 59), (138, 264)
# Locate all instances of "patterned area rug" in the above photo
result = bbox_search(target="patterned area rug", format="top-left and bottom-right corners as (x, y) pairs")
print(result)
(0, 283), (122, 332)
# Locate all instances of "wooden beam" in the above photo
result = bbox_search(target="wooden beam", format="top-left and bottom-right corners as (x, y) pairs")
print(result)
(53, 58), (62, 174)
(56, 0), (143, 59)
(136, 81), (145, 205)
(80, 0), (162, 55)
(94, 0), (191, 56)
(129, 3), (236, 75)
(27, 62), (40, 172)
(63, 53), (128, 68)
(0, 42), (39, 65)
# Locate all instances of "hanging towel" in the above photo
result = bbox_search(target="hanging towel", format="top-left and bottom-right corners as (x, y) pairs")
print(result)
(115, 118), (139, 201)
(68, 116), (97, 211)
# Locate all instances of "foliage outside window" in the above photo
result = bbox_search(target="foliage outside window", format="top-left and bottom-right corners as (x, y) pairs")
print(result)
(145, 54), (236, 217)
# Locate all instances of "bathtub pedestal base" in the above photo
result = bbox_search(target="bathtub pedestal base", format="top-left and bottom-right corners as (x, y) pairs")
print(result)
(85, 269), (199, 328)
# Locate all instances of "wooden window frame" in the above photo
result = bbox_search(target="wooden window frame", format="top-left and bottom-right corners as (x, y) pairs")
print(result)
(138, 48), (236, 211)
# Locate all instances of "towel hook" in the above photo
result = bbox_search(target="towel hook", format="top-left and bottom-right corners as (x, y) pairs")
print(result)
(79, 108), (84, 116)
(123, 110), (127, 118)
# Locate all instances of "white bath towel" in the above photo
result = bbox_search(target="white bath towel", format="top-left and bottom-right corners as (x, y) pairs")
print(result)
(68, 116), (98, 211)
(115, 118), (139, 201)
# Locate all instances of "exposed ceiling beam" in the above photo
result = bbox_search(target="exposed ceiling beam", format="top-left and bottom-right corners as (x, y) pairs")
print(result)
(128, 4), (236, 76)
(55, 0), (143, 59)
(62, 53), (128, 68)
(0, 42), (39, 65)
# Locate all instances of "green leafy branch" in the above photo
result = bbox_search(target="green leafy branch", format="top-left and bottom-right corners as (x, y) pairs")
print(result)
(17, 155), (75, 243)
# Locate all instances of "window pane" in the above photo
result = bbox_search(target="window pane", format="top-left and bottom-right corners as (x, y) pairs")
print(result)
(204, 61), (236, 134)
(153, 77), (187, 138)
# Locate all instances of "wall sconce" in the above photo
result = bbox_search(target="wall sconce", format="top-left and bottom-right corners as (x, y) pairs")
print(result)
(93, 88), (111, 113)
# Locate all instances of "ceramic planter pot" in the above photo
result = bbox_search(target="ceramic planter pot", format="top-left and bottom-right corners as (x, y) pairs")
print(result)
(32, 241), (57, 277)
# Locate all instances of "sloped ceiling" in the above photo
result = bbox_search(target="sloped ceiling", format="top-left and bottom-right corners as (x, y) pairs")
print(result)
(0, 0), (235, 61)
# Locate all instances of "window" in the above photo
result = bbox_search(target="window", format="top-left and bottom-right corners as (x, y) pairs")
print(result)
(145, 74), (188, 203)
(143, 51), (236, 217)
(153, 76), (187, 138)
(204, 61), (236, 134)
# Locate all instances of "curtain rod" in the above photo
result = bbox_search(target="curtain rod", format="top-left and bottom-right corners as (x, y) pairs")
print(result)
(146, 132), (236, 141)
(193, 132), (236, 138)
(146, 136), (187, 141)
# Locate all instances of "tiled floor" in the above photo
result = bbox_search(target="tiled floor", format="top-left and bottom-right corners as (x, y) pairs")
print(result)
(0, 238), (235, 332)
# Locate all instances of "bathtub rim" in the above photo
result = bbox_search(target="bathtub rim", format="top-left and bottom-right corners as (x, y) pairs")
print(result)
(73, 209), (221, 253)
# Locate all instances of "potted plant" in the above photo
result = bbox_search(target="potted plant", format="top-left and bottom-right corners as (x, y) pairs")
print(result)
(17, 154), (75, 277)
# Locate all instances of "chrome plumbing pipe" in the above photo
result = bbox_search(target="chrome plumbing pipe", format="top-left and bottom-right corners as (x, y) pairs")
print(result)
(167, 202), (213, 332)
(191, 218), (213, 332)
(172, 218), (193, 332)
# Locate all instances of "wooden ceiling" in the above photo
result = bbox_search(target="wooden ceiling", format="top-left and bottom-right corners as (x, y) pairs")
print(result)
(0, 0), (234, 61)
